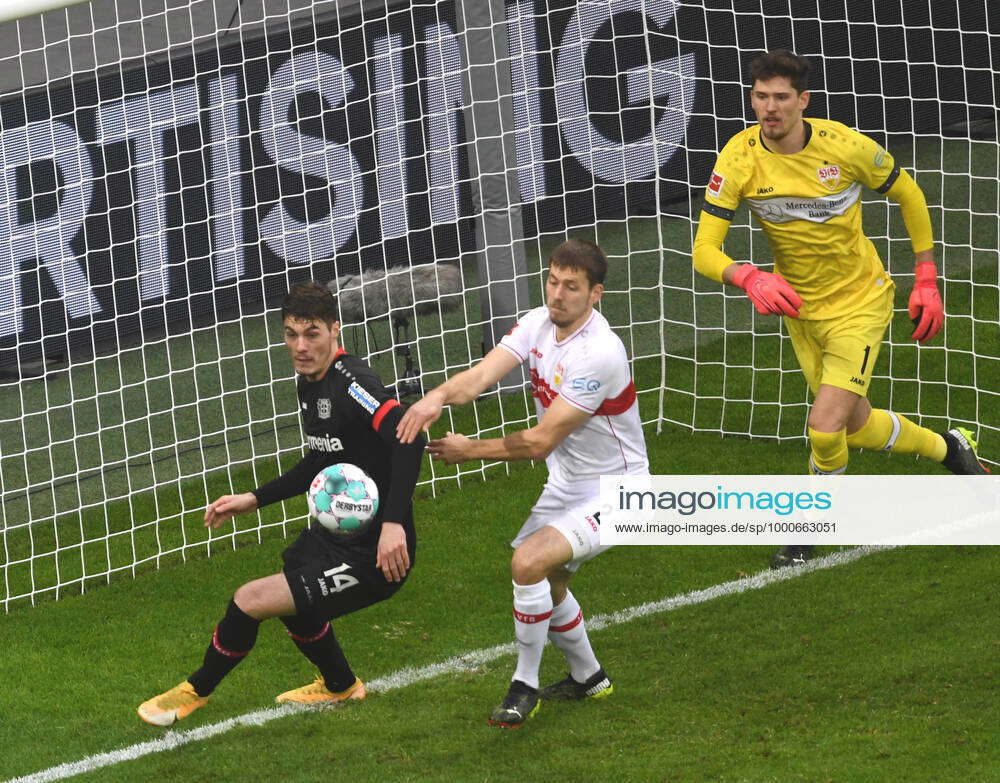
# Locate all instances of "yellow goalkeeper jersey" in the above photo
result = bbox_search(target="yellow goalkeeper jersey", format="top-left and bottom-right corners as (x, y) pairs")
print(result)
(702, 117), (900, 320)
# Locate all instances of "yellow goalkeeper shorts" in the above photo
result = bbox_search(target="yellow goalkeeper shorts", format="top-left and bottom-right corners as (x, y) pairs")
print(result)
(784, 281), (895, 396)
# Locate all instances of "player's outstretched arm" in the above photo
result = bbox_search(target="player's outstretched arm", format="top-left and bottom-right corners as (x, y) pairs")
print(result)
(204, 492), (258, 529)
(396, 346), (521, 443)
(395, 389), (446, 445)
(426, 396), (590, 465)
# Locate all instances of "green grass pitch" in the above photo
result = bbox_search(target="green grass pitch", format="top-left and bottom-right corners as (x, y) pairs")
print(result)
(2, 429), (999, 782)
(0, 135), (998, 780)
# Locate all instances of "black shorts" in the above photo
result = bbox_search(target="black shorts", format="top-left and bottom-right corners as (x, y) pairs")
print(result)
(281, 526), (408, 619)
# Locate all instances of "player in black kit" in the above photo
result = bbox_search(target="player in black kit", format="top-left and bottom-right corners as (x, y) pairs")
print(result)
(138, 281), (425, 726)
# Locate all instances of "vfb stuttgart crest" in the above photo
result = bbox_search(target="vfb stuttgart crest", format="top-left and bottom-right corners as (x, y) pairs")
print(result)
(817, 164), (841, 190)
(317, 398), (332, 419)
(554, 362), (566, 387)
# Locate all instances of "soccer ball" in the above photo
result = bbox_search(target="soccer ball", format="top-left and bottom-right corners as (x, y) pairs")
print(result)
(307, 463), (379, 534)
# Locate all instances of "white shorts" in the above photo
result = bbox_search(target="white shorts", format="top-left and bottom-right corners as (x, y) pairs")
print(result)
(511, 478), (609, 572)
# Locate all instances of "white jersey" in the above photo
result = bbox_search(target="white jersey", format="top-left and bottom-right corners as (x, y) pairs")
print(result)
(500, 306), (649, 490)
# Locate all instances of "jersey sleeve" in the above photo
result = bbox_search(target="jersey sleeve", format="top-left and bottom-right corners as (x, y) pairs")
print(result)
(846, 128), (899, 194)
(499, 307), (546, 363)
(702, 133), (748, 221)
(692, 210), (736, 283)
(371, 403), (425, 523)
(884, 168), (934, 254)
(340, 364), (401, 430)
(251, 448), (325, 509)
(336, 359), (420, 523)
(558, 338), (634, 416)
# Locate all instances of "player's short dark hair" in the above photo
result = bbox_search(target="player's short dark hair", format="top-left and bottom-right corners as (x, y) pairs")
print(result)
(281, 281), (340, 326)
(749, 49), (811, 94)
(548, 239), (608, 287)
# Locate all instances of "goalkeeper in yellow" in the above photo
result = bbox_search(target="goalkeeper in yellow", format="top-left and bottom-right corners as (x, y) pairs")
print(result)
(692, 50), (990, 568)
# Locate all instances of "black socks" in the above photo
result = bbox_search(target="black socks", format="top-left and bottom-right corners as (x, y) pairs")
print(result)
(188, 599), (261, 697)
(281, 613), (356, 693)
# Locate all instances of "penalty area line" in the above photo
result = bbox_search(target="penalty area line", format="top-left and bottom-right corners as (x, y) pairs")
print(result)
(6, 545), (890, 783)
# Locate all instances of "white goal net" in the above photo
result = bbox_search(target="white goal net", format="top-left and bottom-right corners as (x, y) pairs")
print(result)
(1, 0), (996, 609)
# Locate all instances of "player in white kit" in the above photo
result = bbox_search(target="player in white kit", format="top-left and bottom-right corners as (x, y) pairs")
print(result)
(397, 239), (649, 727)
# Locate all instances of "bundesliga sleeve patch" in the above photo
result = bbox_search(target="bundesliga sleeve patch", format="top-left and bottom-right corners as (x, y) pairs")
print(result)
(347, 381), (380, 414)
(707, 171), (725, 199)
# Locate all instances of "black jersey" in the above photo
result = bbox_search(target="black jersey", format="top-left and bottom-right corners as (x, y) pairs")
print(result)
(252, 348), (423, 556)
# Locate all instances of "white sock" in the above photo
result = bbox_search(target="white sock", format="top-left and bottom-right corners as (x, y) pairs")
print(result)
(547, 590), (600, 683)
(511, 579), (552, 690)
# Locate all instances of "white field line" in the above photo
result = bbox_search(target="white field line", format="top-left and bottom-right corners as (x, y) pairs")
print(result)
(6, 545), (890, 783)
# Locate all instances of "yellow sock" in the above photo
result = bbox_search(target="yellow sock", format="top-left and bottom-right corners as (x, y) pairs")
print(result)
(846, 409), (947, 461)
(808, 427), (848, 475)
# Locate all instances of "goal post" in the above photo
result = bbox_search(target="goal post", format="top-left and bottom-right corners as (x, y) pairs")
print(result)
(1, 0), (996, 610)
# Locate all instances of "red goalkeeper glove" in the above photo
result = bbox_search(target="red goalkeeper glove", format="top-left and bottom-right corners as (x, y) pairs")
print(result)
(908, 261), (943, 344)
(731, 264), (802, 318)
